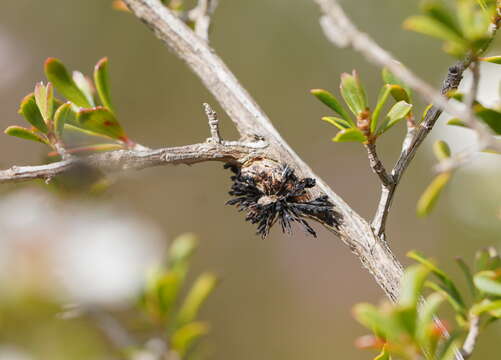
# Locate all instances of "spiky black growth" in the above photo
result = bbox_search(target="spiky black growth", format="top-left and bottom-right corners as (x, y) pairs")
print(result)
(225, 161), (341, 238)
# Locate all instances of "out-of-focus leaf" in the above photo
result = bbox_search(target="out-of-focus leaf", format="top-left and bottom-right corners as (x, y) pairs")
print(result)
(480, 55), (501, 64)
(438, 336), (461, 360)
(34, 82), (54, 124)
(94, 57), (115, 113)
(311, 89), (353, 124)
(415, 292), (445, 355)
(426, 281), (466, 318)
(340, 71), (368, 116)
(353, 303), (403, 340)
(18, 93), (48, 133)
(332, 128), (367, 143)
(416, 172), (451, 217)
(421, 0), (462, 36)
(374, 344), (391, 360)
(475, 247), (501, 272)
(433, 140), (451, 161)
(471, 299), (501, 317)
(72, 71), (95, 107)
(44, 58), (92, 108)
(403, 15), (466, 45)
(475, 106), (501, 134)
(408, 251), (466, 316)
(399, 264), (430, 308)
(176, 273), (217, 328)
(156, 271), (183, 316)
(474, 271), (501, 296)
(112, 0), (130, 12)
(4, 126), (49, 144)
(170, 321), (209, 357)
(455, 257), (477, 299)
(77, 106), (126, 140)
(371, 85), (392, 133)
(321, 116), (351, 130)
(53, 102), (75, 139)
(447, 118), (467, 127)
(168, 233), (198, 270)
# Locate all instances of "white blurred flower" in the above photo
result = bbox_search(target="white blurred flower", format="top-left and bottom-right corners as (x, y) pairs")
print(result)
(0, 346), (33, 360)
(0, 189), (166, 305)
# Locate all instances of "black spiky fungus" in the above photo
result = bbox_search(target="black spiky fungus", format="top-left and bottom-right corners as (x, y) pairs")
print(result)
(225, 159), (342, 238)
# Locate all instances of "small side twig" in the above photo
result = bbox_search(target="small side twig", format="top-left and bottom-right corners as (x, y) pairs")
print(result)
(204, 102), (222, 143)
(461, 314), (481, 359)
(188, 0), (218, 41)
(364, 143), (393, 186)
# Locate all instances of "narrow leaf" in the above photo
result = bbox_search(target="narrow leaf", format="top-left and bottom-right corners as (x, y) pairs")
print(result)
(475, 106), (501, 134)
(447, 118), (467, 127)
(18, 93), (48, 133)
(340, 71), (368, 116)
(455, 257), (477, 299)
(433, 140), (451, 161)
(403, 15), (467, 45)
(371, 85), (392, 133)
(474, 271), (501, 296)
(480, 56), (501, 64)
(332, 128), (367, 143)
(176, 273), (217, 328)
(53, 102), (76, 139)
(44, 58), (92, 108)
(170, 322), (209, 357)
(4, 126), (49, 144)
(34, 82), (54, 124)
(94, 57), (114, 112)
(322, 116), (351, 130)
(415, 293), (445, 354)
(399, 264), (430, 308)
(416, 172), (451, 217)
(311, 89), (353, 124)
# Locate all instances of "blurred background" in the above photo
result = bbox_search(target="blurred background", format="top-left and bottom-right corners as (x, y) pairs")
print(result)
(0, 0), (500, 359)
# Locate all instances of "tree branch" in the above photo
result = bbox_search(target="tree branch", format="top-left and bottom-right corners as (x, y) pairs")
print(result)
(0, 141), (263, 184)
(461, 314), (480, 359)
(364, 143), (393, 186)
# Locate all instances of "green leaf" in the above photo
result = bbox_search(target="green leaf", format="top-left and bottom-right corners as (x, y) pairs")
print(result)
(311, 89), (353, 124)
(156, 271), (183, 316)
(34, 82), (54, 124)
(340, 71), (368, 116)
(421, 0), (463, 37)
(374, 344), (391, 360)
(471, 299), (501, 317)
(371, 85), (392, 133)
(455, 257), (477, 299)
(72, 71), (95, 107)
(408, 251), (466, 315)
(168, 233), (198, 270)
(321, 116), (351, 130)
(44, 58), (92, 108)
(415, 292), (445, 354)
(94, 57), (115, 113)
(475, 106), (501, 134)
(433, 140), (451, 161)
(53, 102), (75, 139)
(447, 118), (467, 127)
(438, 336), (461, 360)
(416, 172), (451, 217)
(332, 128), (367, 143)
(399, 264), (430, 308)
(480, 56), (501, 64)
(382, 68), (412, 101)
(403, 15), (466, 45)
(170, 321), (209, 357)
(77, 106), (127, 141)
(353, 303), (403, 340)
(379, 101), (412, 133)
(475, 247), (501, 272)
(176, 273), (217, 328)
(426, 281), (466, 318)
(18, 93), (48, 133)
(4, 126), (49, 144)
(474, 271), (501, 296)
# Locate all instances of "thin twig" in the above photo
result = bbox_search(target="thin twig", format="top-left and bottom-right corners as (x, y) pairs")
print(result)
(204, 102), (222, 143)
(0, 141), (263, 184)
(364, 143), (393, 186)
(188, 0), (218, 41)
(461, 314), (481, 359)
